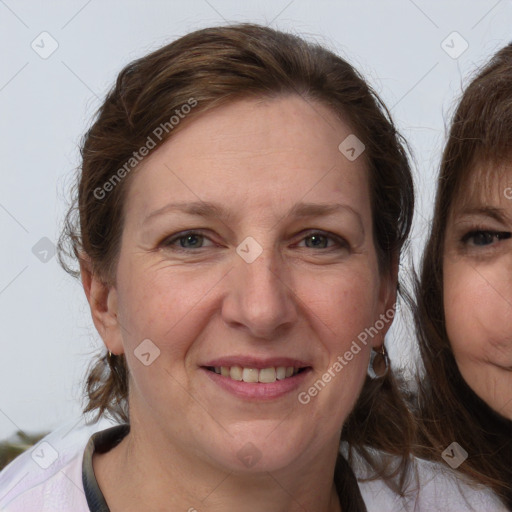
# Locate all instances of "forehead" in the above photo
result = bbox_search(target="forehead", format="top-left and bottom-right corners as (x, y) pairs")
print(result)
(451, 159), (512, 211)
(125, 95), (371, 222)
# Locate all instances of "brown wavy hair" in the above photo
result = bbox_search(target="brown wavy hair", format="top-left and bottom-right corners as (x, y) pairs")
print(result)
(57, 23), (415, 496)
(414, 42), (512, 509)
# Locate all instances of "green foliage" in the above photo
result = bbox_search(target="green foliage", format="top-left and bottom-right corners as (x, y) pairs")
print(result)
(0, 431), (49, 470)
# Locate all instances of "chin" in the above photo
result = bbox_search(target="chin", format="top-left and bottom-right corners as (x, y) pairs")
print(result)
(203, 421), (316, 474)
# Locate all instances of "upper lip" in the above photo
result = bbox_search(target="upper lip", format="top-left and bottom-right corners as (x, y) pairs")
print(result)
(201, 357), (311, 369)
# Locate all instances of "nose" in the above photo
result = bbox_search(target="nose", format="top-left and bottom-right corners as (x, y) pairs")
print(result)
(221, 249), (297, 340)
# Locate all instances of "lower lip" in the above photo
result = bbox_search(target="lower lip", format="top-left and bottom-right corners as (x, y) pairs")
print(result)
(201, 367), (311, 400)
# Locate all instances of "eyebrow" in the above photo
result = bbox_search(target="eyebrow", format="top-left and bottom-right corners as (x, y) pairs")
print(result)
(143, 200), (363, 228)
(454, 207), (510, 224)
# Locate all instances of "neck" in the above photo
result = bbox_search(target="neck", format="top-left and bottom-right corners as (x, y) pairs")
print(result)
(94, 416), (343, 512)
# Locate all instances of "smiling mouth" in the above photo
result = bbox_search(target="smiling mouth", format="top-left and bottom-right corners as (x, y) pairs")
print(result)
(205, 365), (308, 383)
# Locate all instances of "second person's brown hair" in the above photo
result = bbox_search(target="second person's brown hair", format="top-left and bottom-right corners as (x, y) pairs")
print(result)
(414, 42), (512, 509)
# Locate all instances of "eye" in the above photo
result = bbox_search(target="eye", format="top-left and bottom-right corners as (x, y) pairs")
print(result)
(461, 230), (511, 247)
(296, 231), (348, 250)
(161, 231), (215, 250)
(161, 229), (348, 252)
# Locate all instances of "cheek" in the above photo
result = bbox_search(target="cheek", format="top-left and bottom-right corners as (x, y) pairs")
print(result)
(288, 252), (384, 337)
(116, 249), (382, 408)
(444, 260), (512, 365)
(117, 264), (226, 348)
(301, 268), (381, 391)
(320, 273), (381, 348)
(115, 262), (230, 413)
(118, 249), (382, 342)
(444, 262), (475, 356)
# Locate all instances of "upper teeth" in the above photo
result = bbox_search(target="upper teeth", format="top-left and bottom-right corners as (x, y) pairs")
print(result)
(213, 366), (297, 383)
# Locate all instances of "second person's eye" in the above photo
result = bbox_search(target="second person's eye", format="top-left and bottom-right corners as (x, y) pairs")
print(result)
(462, 230), (511, 247)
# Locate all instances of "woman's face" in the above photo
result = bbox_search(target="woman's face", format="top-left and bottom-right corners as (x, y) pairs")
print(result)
(101, 95), (395, 472)
(443, 165), (512, 419)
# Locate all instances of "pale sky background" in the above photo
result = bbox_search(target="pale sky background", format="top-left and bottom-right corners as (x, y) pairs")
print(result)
(0, 0), (511, 439)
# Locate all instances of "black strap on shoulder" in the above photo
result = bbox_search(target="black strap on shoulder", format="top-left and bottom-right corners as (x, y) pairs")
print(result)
(82, 424), (130, 512)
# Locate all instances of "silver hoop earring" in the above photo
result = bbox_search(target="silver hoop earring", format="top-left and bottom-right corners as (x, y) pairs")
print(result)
(367, 345), (389, 379)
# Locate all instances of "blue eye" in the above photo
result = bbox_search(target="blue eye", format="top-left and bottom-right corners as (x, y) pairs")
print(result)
(298, 231), (348, 250)
(163, 231), (213, 250)
(461, 230), (511, 247)
(161, 230), (348, 253)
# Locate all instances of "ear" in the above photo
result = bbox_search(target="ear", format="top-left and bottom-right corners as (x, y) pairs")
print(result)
(372, 255), (399, 349)
(79, 253), (124, 355)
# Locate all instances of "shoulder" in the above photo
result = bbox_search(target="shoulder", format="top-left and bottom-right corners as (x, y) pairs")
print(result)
(410, 457), (508, 512)
(0, 454), (87, 512)
(0, 416), (117, 511)
(342, 443), (507, 512)
(340, 442), (411, 511)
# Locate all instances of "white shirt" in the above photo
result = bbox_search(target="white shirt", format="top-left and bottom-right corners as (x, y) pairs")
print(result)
(356, 458), (507, 511)
(0, 417), (507, 511)
(0, 417), (115, 512)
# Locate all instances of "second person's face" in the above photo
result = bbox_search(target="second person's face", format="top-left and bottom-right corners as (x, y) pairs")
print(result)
(444, 164), (512, 419)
